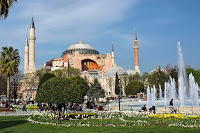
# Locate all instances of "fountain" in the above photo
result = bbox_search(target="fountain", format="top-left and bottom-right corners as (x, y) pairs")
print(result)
(108, 42), (199, 111)
(146, 42), (199, 107)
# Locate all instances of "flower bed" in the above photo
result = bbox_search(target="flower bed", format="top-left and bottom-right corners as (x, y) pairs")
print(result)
(26, 106), (38, 110)
(28, 111), (200, 128)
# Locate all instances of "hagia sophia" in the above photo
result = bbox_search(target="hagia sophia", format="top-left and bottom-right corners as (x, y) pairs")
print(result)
(19, 17), (140, 100)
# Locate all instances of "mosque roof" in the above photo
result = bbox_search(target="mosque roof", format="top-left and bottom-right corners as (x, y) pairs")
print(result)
(150, 65), (167, 74)
(126, 66), (137, 75)
(127, 69), (137, 75)
(62, 40), (99, 56)
(105, 65), (128, 77)
(67, 40), (94, 50)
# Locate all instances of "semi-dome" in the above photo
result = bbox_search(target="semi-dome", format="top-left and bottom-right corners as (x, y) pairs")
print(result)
(127, 70), (137, 75)
(150, 65), (167, 74)
(105, 66), (128, 77)
(127, 66), (137, 75)
(62, 40), (99, 56)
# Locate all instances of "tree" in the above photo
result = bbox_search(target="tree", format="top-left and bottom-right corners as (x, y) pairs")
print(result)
(69, 76), (89, 103)
(36, 68), (50, 80)
(36, 73), (55, 102)
(87, 78), (105, 99)
(51, 69), (63, 77)
(36, 76), (88, 104)
(141, 72), (149, 82)
(67, 67), (81, 77)
(51, 67), (81, 78)
(147, 66), (169, 89)
(125, 80), (144, 95)
(0, 74), (6, 95)
(38, 73), (55, 89)
(10, 72), (23, 100)
(0, 46), (20, 103)
(115, 73), (120, 95)
(37, 77), (71, 104)
(0, 0), (17, 19)
(128, 72), (141, 82)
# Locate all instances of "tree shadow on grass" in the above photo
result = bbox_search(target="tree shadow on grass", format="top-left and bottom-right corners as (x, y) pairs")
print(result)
(0, 120), (27, 130)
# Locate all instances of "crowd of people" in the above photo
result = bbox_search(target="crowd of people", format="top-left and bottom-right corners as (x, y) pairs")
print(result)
(141, 99), (177, 114)
(141, 105), (156, 113)
(1, 98), (178, 113)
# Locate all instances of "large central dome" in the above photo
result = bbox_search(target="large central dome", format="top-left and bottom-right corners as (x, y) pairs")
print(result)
(62, 40), (99, 56)
(67, 42), (94, 50)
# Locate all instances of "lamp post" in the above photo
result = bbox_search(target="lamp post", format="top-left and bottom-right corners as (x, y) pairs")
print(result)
(118, 79), (121, 111)
(115, 72), (121, 111)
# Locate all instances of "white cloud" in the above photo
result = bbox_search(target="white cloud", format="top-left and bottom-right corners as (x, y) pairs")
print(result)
(0, 0), (139, 71)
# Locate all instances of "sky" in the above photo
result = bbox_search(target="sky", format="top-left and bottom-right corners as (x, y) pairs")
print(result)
(0, 0), (200, 74)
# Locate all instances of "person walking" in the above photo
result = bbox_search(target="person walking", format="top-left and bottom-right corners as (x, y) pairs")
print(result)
(22, 101), (26, 111)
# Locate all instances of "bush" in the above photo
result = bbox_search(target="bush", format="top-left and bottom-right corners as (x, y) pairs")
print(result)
(36, 76), (88, 104)
(125, 80), (144, 95)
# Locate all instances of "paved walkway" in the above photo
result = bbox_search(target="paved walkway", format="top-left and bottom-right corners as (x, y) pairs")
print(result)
(0, 110), (38, 116)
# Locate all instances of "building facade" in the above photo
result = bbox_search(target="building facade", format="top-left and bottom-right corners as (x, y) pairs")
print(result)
(43, 39), (114, 72)
(17, 17), (38, 101)
(42, 30), (140, 98)
(19, 17), (141, 99)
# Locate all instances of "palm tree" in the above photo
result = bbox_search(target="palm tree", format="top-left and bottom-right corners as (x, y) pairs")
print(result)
(0, 0), (17, 19)
(0, 46), (20, 103)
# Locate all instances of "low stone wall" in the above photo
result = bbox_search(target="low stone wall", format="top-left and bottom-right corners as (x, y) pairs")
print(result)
(156, 106), (200, 114)
(105, 105), (200, 114)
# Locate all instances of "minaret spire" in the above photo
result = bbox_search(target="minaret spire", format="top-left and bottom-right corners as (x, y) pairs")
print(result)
(111, 41), (115, 66)
(134, 28), (140, 74)
(134, 28), (137, 41)
(25, 35), (28, 46)
(30, 16), (35, 29)
(112, 41), (114, 52)
(24, 35), (29, 74)
(29, 17), (36, 73)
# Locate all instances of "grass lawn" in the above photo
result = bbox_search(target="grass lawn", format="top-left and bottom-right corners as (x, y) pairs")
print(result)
(0, 116), (200, 133)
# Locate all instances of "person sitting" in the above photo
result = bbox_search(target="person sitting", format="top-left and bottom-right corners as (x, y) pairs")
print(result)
(149, 106), (156, 114)
(78, 104), (83, 111)
(9, 104), (13, 109)
(169, 99), (177, 113)
(141, 105), (147, 112)
(97, 106), (104, 111)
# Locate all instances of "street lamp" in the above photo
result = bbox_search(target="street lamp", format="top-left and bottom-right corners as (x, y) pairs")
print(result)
(115, 72), (122, 111)
(118, 79), (121, 111)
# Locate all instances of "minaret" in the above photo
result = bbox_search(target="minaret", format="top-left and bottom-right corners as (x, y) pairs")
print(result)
(28, 17), (36, 73)
(111, 41), (115, 66)
(134, 29), (140, 74)
(24, 36), (29, 74)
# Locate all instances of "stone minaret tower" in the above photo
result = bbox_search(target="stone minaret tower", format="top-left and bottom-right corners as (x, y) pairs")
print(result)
(28, 17), (36, 73)
(24, 36), (29, 74)
(134, 29), (140, 74)
(111, 41), (115, 66)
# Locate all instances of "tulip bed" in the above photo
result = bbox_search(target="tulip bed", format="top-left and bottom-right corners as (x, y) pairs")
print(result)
(28, 111), (200, 128)
(1, 115), (200, 133)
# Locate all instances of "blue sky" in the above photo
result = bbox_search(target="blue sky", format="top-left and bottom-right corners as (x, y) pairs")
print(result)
(0, 0), (200, 74)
